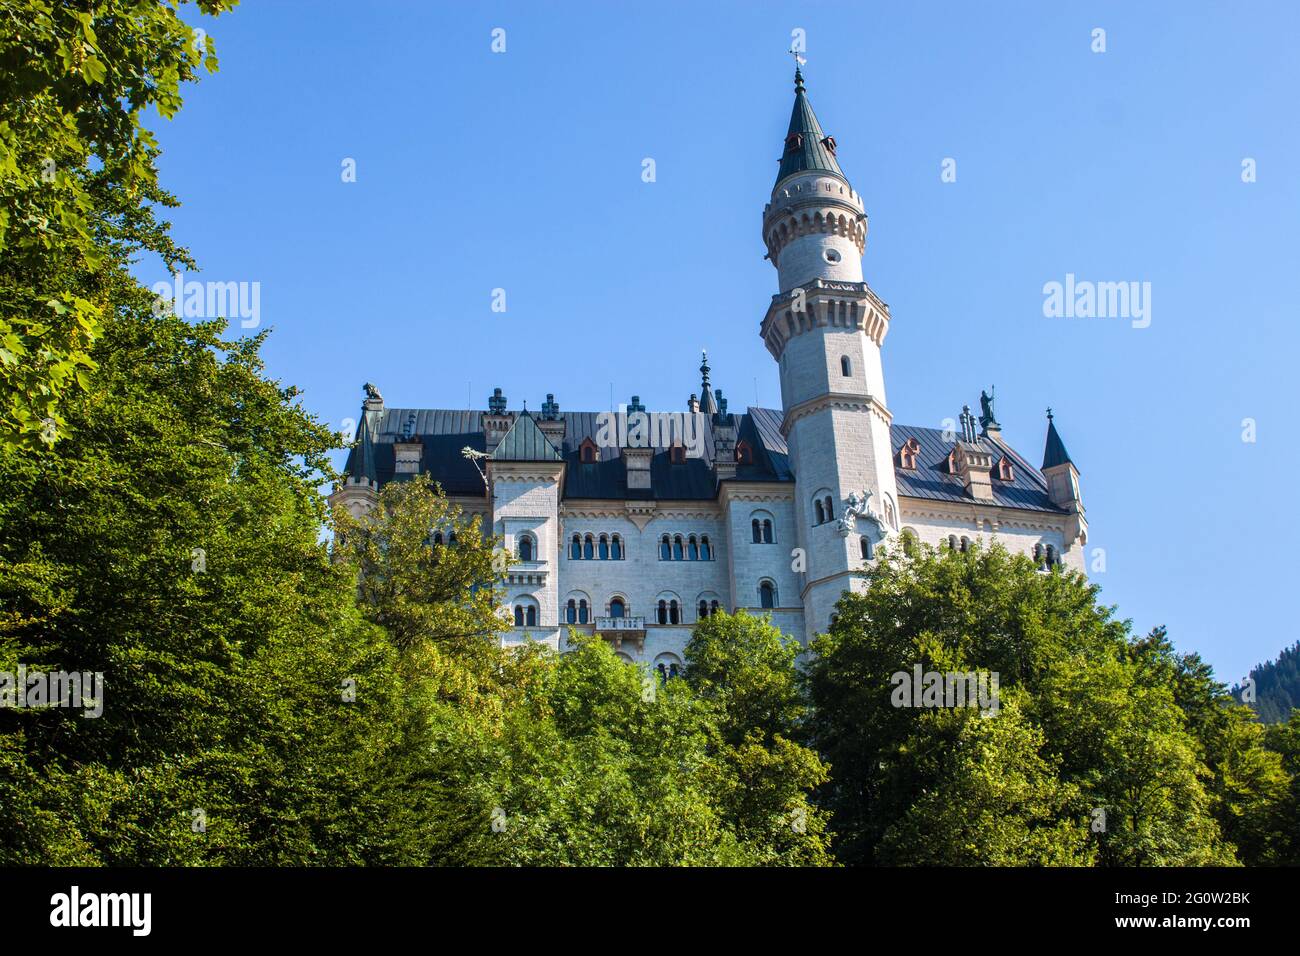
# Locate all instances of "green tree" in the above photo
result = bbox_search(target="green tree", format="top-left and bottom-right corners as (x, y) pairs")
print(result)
(0, 0), (236, 452)
(807, 541), (1235, 866)
(0, 292), (423, 865)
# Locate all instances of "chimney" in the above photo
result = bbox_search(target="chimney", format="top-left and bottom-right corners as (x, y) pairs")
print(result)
(537, 392), (566, 448)
(954, 405), (995, 501)
(621, 396), (653, 490)
(393, 411), (423, 475)
(482, 387), (514, 453)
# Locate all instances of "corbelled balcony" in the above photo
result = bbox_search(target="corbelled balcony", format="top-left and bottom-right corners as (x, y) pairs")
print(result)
(594, 615), (646, 652)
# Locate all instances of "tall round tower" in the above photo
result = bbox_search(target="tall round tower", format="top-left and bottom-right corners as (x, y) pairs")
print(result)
(760, 68), (901, 642)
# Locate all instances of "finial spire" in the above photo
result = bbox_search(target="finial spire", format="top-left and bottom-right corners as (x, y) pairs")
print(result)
(700, 349), (711, 388)
(789, 48), (807, 91)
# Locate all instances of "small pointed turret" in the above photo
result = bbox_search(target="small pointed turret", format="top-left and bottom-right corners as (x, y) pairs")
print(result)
(1042, 408), (1074, 470)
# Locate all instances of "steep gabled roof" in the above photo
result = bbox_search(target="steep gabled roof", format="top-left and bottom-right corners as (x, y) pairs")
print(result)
(492, 412), (561, 462)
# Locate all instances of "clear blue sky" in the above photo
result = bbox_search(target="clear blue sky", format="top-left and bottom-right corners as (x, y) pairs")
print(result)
(144, 0), (1300, 683)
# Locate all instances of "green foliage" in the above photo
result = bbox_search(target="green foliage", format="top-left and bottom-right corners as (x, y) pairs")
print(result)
(0, 0), (237, 452)
(806, 540), (1253, 865)
(334, 474), (505, 652)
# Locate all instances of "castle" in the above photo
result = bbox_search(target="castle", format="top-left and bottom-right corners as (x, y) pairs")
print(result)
(330, 68), (1088, 674)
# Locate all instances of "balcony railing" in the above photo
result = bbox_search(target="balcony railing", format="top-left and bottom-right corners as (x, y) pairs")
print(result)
(594, 616), (646, 651)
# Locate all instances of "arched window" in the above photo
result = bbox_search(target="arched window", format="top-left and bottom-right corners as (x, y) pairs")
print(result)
(901, 528), (918, 558)
(518, 534), (533, 561)
(657, 663), (669, 683)
(566, 599), (577, 624)
(433, 531), (444, 547)
(514, 606), (524, 626)
(660, 535), (671, 560)
(763, 519), (773, 543)
(579, 439), (598, 464)
(598, 535), (609, 560)
(657, 600), (668, 625)
(841, 355), (852, 377)
(948, 534), (958, 552)
(578, 599), (589, 624)
(860, 535), (873, 560)
(815, 500), (825, 525)
(710, 600), (720, 615)
(611, 534), (623, 560)
(448, 531), (458, 547)
(752, 519), (762, 543)
(526, 605), (537, 627)
(759, 581), (776, 609)
(1046, 544), (1058, 567)
(609, 598), (625, 619)
(669, 600), (680, 625)
(700, 536), (711, 560)
(824, 496), (834, 521)
(583, 534), (594, 560)
(960, 536), (970, 553)
(570, 534), (581, 559)
(698, 599), (708, 619)
(884, 495), (897, 530)
(688, 536), (699, 560)
(673, 535), (684, 560)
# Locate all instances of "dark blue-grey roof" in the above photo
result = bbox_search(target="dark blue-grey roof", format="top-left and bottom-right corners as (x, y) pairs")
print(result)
(342, 405), (1062, 511)
(891, 424), (1065, 514)
(1042, 417), (1074, 471)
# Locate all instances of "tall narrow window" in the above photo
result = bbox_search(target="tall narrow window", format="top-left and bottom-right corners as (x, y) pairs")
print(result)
(433, 532), (444, 546)
(657, 600), (668, 625)
(841, 355), (852, 377)
(526, 606), (537, 627)
(673, 535), (684, 560)
(611, 535), (623, 560)
(669, 600), (680, 625)
(518, 535), (533, 561)
(752, 519), (762, 543)
(860, 536), (873, 560)
(660, 534), (671, 560)
(571, 534), (581, 559)
(700, 536), (712, 560)
(815, 500), (825, 525)
(824, 496), (834, 521)
(762, 519), (773, 543)
(566, 600), (576, 624)
(688, 536), (699, 561)
(710, 600), (720, 615)
(598, 535), (609, 560)
(960, 536), (970, 553)
(610, 598), (625, 619)
(698, 600), (708, 619)
(583, 534), (594, 560)
(1046, 545), (1058, 566)
(578, 599), (589, 624)
(759, 581), (775, 609)
(514, 606), (524, 627)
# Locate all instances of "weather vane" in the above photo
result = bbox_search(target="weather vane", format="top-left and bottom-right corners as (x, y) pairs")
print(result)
(788, 47), (807, 70)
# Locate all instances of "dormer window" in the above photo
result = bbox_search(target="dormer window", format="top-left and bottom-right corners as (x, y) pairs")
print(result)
(820, 135), (837, 154)
(897, 437), (920, 470)
(947, 449), (961, 474)
(670, 444), (686, 465)
(784, 132), (803, 150)
(996, 456), (1015, 481)
(736, 440), (753, 465)
(579, 438), (598, 464)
